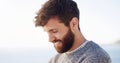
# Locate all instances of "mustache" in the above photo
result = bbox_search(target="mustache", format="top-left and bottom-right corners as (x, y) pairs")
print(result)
(52, 39), (63, 43)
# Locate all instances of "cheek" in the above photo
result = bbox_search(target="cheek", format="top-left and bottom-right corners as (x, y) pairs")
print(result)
(54, 33), (63, 40)
(56, 31), (67, 40)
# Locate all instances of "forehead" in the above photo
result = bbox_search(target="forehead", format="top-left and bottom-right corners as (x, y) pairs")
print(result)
(43, 17), (67, 31)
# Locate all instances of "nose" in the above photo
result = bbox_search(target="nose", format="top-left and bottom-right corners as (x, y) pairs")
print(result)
(48, 33), (55, 42)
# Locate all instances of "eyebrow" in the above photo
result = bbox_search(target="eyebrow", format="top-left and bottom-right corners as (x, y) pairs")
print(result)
(44, 27), (58, 32)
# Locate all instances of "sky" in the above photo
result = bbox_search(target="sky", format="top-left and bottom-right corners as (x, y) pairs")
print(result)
(0, 0), (120, 48)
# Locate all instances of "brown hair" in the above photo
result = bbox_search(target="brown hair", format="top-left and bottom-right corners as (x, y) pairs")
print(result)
(35, 0), (80, 29)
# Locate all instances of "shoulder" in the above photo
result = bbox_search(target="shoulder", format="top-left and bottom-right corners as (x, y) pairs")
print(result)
(80, 41), (111, 63)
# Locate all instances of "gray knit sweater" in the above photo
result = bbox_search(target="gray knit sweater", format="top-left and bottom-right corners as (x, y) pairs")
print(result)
(49, 41), (111, 63)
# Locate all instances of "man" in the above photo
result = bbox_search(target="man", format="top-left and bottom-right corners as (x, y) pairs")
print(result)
(34, 0), (111, 63)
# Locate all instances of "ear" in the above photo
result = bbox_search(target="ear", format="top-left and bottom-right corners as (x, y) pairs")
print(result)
(70, 17), (79, 32)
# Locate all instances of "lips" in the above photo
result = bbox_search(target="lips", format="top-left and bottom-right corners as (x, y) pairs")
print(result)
(54, 41), (62, 48)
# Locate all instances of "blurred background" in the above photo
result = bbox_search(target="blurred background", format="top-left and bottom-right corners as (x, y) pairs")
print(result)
(0, 0), (120, 63)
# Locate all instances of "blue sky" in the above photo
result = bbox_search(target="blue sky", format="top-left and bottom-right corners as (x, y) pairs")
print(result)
(0, 0), (120, 47)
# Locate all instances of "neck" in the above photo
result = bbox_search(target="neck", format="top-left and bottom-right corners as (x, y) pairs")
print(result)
(68, 31), (86, 52)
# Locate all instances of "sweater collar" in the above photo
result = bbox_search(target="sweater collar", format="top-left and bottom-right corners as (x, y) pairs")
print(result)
(63, 41), (92, 63)
(66, 40), (89, 54)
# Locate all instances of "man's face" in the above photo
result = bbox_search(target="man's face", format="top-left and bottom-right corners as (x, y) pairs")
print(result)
(43, 17), (74, 53)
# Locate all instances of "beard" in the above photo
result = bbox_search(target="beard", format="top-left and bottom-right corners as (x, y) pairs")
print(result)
(53, 28), (75, 53)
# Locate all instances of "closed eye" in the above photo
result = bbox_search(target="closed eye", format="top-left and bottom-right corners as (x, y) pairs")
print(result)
(49, 29), (58, 33)
(52, 29), (58, 33)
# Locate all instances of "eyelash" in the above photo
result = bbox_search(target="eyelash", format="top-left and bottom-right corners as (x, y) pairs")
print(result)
(52, 30), (58, 33)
